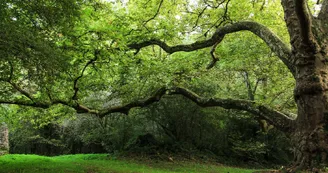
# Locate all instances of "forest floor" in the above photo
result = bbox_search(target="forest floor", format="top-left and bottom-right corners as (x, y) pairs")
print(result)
(0, 154), (267, 173)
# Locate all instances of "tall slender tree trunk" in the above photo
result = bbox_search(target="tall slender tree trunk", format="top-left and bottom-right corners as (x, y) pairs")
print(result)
(0, 123), (9, 155)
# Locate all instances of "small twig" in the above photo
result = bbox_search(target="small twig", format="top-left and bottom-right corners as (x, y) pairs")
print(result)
(8, 61), (13, 81)
(259, 0), (266, 11)
(206, 36), (224, 69)
(204, 0), (226, 8)
(252, 78), (260, 95)
(143, 0), (152, 6)
(192, 6), (208, 29)
(72, 50), (99, 100)
(143, 0), (164, 26)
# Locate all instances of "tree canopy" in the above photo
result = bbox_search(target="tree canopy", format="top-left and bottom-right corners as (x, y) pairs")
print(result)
(0, 0), (295, 119)
(1, 0), (328, 171)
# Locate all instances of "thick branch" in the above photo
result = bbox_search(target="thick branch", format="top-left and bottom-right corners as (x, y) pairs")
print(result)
(97, 87), (295, 132)
(97, 87), (167, 117)
(0, 98), (99, 115)
(0, 88), (167, 117)
(167, 87), (295, 132)
(128, 21), (294, 75)
(0, 86), (295, 132)
(0, 100), (49, 109)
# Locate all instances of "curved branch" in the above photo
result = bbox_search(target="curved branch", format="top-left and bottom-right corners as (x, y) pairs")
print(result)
(0, 100), (49, 108)
(0, 86), (295, 132)
(206, 36), (223, 69)
(97, 87), (167, 117)
(97, 87), (295, 132)
(0, 98), (99, 115)
(168, 87), (295, 132)
(128, 21), (294, 75)
(0, 88), (167, 117)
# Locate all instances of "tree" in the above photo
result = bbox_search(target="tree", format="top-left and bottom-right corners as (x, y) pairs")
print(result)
(0, 0), (327, 171)
(129, 1), (328, 171)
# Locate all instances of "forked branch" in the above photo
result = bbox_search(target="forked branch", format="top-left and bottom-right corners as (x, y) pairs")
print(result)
(72, 50), (99, 100)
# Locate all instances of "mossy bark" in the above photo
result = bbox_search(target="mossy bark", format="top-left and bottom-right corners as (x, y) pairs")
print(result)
(281, 0), (328, 171)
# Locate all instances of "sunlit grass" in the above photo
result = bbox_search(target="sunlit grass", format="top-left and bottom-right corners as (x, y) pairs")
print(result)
(0, 154), (260, 173)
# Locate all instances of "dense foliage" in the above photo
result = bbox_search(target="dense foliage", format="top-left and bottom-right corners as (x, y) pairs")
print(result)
(8, 97), (292, 166)
(2, 0), (326, 171)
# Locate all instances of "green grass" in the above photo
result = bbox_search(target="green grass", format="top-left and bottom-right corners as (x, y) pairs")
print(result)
(0, 154), (260, 173)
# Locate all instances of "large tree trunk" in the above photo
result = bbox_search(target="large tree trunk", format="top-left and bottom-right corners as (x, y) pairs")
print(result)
(282, 0), (328, 171)
(291, 52), (328, 172)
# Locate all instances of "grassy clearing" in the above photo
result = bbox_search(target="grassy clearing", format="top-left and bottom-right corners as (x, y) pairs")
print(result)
(0, 154), (261, 173)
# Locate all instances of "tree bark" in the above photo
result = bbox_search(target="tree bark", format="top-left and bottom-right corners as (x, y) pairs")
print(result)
(282, 0), (328, 171)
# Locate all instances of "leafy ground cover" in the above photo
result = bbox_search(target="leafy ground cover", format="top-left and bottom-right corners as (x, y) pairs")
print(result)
(0, 154), (262, 173)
